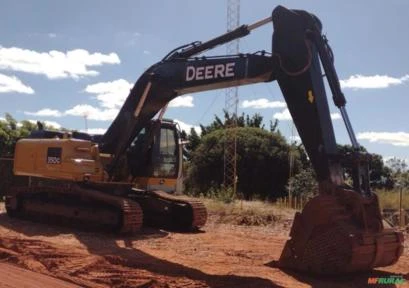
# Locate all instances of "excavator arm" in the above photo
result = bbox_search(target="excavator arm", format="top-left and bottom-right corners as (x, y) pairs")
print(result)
(272, 7), (403, 273)
(100, 53), (277, 174)
(98, 5), (403, 273)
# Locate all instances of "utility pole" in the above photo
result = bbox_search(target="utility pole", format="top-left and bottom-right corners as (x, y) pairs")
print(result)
(83, 113), (89, 133)
(224, 0), (240, 196)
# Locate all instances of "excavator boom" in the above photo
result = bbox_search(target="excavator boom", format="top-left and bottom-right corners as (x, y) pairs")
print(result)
(100, 53), (276, 172)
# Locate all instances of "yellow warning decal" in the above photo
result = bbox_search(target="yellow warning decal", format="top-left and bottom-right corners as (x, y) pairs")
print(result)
(307, 90), (314, 103)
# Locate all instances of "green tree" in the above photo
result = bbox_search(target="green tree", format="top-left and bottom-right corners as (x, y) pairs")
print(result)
(288, 167), (318, 198)
(186, 127), (201, 152)
(337, 144), (394, 189)
(369, 153), (394, 189)
(0, 114), (20, 156)
(200, 114), (224, 136)
(199, 111), (267, 137)
(0, 114), (65, 198)
(386, 157), (408, 174)
(386, 157), (409, 188)
(244, 113), (264, 128)
(185, 126), (299, 200)
(0, 114), (37, 198)
(269, 119), (279, 133)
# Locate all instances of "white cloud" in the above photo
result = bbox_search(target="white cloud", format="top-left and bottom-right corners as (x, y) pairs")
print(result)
(241, 98), (286, 109)
(65, 104), (119, 121)
(274, 109), (341, 121)
(0, 73), (34, 94)
(43, 120), (62, 129)
(26, 81), (195, 124)
(24, 108), (62, 117)
(0, 46), (120, 79)
(48, 33), (57, 38)
(24, 104), (121, 123)
(340, 74), (409, 89)
(168, 95), (194, 108)
(173, 119), (201, 135)
(331, 113), (341, 120)
(85, 80), (194, 111)
(357, 131), (409, 147)
(26, 105), (119, 122)
(143, 50), (151, 55)
(82, 128), (107, 134)
(85, 79), (133, 109)
(273, 108), (292, 121)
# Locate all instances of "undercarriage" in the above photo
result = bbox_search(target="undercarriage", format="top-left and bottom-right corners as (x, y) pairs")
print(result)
(5, 180), (207, 233)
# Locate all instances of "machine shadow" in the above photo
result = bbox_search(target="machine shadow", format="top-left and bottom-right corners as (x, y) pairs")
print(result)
(0, 213), (168, 240)
(0, 213), (282, 288)
(266, 260), (407, 288)
(78, 235), (282, 288)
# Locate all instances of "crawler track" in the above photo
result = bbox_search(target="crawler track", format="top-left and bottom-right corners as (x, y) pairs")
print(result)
(5, 184), (143, 233)
(150, 190), (208, 228)
(5, 182), (207, 233)
(130, 190), (208, 231)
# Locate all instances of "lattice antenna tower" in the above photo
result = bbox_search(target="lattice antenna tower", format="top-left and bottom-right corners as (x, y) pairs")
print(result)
(224, 0), (240, 195)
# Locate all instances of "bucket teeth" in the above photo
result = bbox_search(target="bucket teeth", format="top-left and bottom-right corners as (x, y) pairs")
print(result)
(278, 191), (404, 274)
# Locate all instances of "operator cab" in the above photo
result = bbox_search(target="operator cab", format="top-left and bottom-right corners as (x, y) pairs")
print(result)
(127, 119), (183, 194)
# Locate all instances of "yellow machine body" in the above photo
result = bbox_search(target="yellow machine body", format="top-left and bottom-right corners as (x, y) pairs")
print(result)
(13, 125), (183, 195)
(14, 138), (105, 182)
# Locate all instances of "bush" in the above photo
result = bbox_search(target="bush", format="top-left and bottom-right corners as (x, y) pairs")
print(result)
(202, 198), (285, 226)
(287, 167), (318, 198)
(185, 127), (300, 200)
(207, 186), (236, 203)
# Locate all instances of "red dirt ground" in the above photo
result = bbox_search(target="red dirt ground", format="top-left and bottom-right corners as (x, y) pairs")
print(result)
(0, 203), (407, 288)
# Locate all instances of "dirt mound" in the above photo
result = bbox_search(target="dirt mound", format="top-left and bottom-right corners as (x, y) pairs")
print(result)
(211, 209), (282, 226)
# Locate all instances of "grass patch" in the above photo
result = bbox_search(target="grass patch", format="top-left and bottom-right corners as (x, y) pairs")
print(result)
(201, 198), (294, 226)
(375, 189), (409, 210)
(197, 187), (409, 227)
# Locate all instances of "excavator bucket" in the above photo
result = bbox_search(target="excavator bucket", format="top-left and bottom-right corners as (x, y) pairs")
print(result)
(271, 6), (404, 274)
(278, 186), (404, 274)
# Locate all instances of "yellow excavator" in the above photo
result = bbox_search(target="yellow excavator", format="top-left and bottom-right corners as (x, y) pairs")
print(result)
(7, 118), (205, 232)
(5, 6), (403, 274)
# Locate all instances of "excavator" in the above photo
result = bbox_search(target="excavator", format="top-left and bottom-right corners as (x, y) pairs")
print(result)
(4, 6), (403, 274)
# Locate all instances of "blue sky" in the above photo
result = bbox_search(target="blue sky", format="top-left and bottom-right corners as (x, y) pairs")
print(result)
(0, 0), (408, 162)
